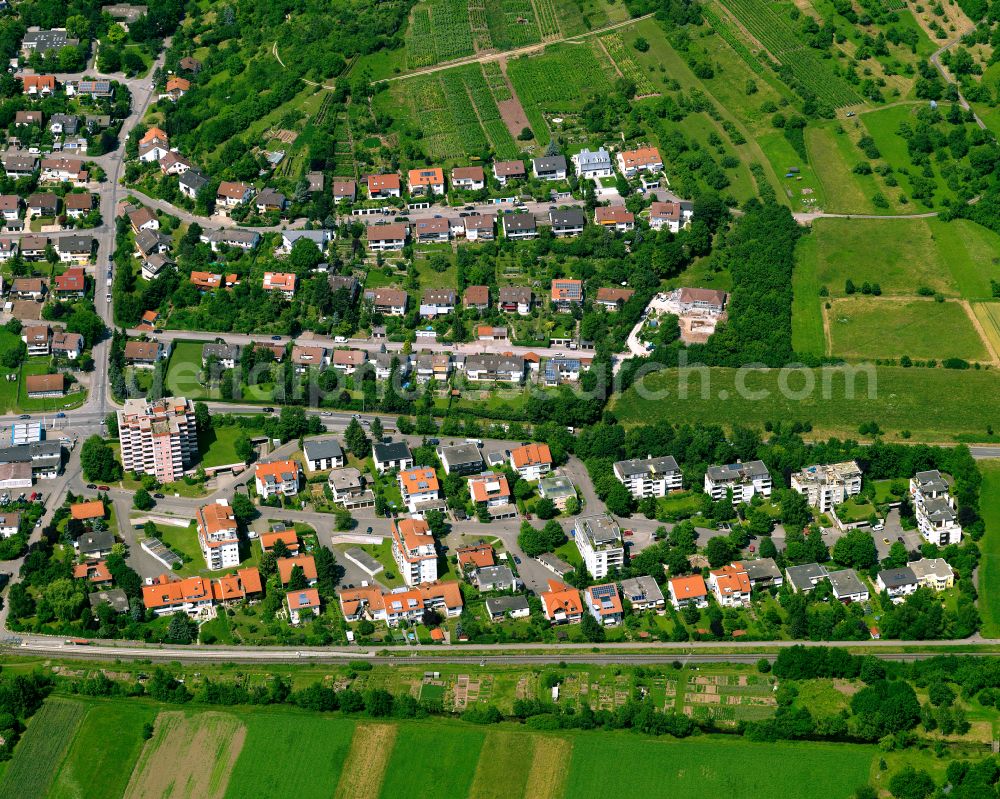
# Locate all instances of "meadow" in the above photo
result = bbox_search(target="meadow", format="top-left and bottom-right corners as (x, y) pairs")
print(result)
(612, 365), (1000, 441)
(798, 217), (1000, 298)
(10, 697), (882, 799)
(827, 297), (989, 361)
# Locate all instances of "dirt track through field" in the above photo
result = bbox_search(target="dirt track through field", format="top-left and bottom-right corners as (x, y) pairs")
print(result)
(124, 711), (246, 799)
(333, 723), (397, 799)
(962, 299), (1000, 365)
(524, 736), (572, 799)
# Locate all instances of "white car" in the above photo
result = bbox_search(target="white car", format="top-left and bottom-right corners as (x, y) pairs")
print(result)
(105, 293), (112, 302)
(873, 523), (885, 532)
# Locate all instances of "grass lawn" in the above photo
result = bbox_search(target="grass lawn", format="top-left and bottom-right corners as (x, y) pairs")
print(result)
(659, 491), (705, 517)
(199, 424), (260, 469)
(155, 521), (203, 571)
(165, 340), (214, 399)
(612, 365), (1000, 442)
(835, 497), (878, 524)
(339, 538), (403, 587)
(979, 462), (1000, 637)
(872, 478), (908, 504)
(827, 297), (989, 361)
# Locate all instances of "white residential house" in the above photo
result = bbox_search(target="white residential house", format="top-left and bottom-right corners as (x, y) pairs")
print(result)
(704, 460), (772, 505)
(398, 466), (441, 513)
(254, 459), (300, 499)
(302, 438), (345, 471)
(791, 461), (863, 513)
(573, 514), (624, 580)
(372, 440), (413, 473)
(509, 443), (552, 481)
(876, 567), (918, 601)
(613, 456), (682, 499)
(571, 147), (613, 179)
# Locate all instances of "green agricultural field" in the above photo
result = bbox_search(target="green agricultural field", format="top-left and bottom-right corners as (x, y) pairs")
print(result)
(563, 734), (873, 798)
(757, 130), (824, 212)
(979, 462), (1000, 638)
(0, 699), (87, 799)
(378, 724), (484, 799)
(799, 217), (1000, 299)
(225, 714), (356, 799)
(827, 297), (989, 361)
(973, 302), (1000, 358)
(612, 366), (1000, 441)
(50, 702), (156, 799)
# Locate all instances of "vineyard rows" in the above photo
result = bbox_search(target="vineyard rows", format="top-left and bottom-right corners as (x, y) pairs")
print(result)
(701, 4), (768, 78)
(508, 44), (614, 108)
(719, 0), (862, 106)
(534, 0), (562, 39)
(601, 33), (658, 95)
(405, 9), (437, 68)
(468, 1), (494, 51)
(400, 65), (518, 159)
(482, 61), (512, 101)
(485, 0), (542, 50)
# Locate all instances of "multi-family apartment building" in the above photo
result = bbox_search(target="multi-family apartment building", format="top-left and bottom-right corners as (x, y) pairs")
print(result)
(573, 514), (624, 579)
(613, 456), (682, 498)
(117, 397), (198, 483)
(196, 499), (240, 571)
(390, 517), (438, 586)
(704, 460), (772, 506)
(791, 460), (863, 513)
(910, 470), (962, 545)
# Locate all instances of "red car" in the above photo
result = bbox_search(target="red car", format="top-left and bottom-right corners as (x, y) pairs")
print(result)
(97, 485), (110, 491)
(623, 529), (634, 537)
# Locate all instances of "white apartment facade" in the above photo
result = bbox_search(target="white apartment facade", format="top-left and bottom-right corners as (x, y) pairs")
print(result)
(704, 460), (772, 505)
(391, 518), (438, 586)
(791, 461), (863, 513)
(196, 499), (240, 571)
(573, 514), (624, 580)
(613, 456), (682, 498)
